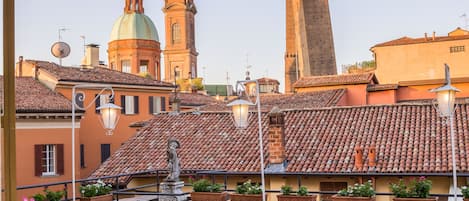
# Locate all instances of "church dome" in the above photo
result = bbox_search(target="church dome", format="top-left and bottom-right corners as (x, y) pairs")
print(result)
(110, 13), (159, 41)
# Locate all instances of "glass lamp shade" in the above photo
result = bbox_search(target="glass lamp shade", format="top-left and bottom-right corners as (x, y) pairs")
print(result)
(97, 103), (121, 135)
(227, 99), (255, 128)
(436, 89), (456, 117)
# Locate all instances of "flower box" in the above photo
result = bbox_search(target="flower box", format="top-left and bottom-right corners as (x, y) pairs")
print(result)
(392, 197), (438, 201)
(191, 192), (228, 201)
(80, 194), (113, 201)
(331, 195), (375, 201)
(230, 193), (266, 201)
(277, 194), (317, 201)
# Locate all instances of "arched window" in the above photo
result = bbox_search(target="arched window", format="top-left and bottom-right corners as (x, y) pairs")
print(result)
(172, 23), (181, 44)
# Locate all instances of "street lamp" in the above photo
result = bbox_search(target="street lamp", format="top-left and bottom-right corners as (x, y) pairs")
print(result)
(430, 64), (460, 201)
(227, 79), (266, 201)
(71, 84), (121, 201)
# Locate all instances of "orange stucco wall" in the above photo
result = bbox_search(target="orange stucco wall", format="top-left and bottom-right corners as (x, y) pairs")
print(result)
(16, 119), (80, 200)
(368, 90), (397, 105)
(295, 84), (368, 106)
(397, 83), (469, 102)
(373, 38), (469, 84)
(56, 87), (171, 178)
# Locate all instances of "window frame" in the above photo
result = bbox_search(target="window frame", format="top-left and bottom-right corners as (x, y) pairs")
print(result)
(121, 60), (131, 73)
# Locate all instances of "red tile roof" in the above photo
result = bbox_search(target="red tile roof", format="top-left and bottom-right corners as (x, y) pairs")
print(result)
(367, 84), (399, 92)
(200, 89), (345, 112)
(257, 77), (280, 85)
(170, 92), (219, 107)
(372, 34), (469, 48)
(293, 73), (377, 88)
(0, 76), (72, 113)
(91, 103), (469, 182)
(28, 60), (174, 87)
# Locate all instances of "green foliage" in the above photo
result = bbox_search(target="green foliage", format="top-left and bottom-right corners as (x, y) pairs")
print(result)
(176, 77), (205, 92)
(337, 181), (375, 197)
(280, 185), (292, 195)
(80, 180), (112, 198)
(390, 177), (432, 198)
(32, 190), (64, 201)
(462, 186), (469, 198)
(343, 60), (377, 74)
(192, 179), (222, 193)
(297, 186), (309, 196)
(235, 180), (262, 195)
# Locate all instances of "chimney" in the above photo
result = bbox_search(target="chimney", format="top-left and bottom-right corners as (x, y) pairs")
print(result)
(18, 56), (23, 77)
(354, 146), (363, 169)
(432, 31), (436, 41)
(424, 33), (428, 41)
(81, 44), (100, 68)
(268, 107), (286, 165)
(368, 145), (376, 168)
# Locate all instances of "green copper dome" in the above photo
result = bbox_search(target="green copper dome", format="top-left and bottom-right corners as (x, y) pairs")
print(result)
(110, 13), (159, 41)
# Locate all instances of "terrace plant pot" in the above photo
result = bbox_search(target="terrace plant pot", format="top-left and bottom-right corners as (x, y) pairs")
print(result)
(392, 197), (438, 201)
(277, 194), (317, 201)
(331, 195), (375, 201)
(230, 193), (266, 201)
(191, 192), (228, 201)
(80, 194), (113, 201)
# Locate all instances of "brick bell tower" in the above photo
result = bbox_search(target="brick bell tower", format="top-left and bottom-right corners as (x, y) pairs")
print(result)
(108, 0), (162, 79)
(163, 0), (199, 82)
(285, 0), (337, 93)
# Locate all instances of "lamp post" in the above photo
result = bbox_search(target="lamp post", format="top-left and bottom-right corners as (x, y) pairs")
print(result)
(227, 79), (266, 201)
(430, 64), (460, 201)
(71, 85), (121, 201)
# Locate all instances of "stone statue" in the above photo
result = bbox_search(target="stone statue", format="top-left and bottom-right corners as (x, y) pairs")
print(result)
(165, 138), (181, 182)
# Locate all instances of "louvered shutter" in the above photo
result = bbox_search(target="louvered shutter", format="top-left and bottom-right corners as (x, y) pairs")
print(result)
(161, 97), (166, 111)
(149, 96), (154, 114)
(34, 145), (43, 177)
(95, 94), (101, 113)
(56, 144), (64, 175)
(134, 96), (139, 114)
(121, 95), (126, 114)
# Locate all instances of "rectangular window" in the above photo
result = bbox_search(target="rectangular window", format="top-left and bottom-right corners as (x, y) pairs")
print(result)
(35, 144), (64, 177)
(320, 182), (348, 201)
(95, 94), (114, 114)
(100, 144), (111, 163)
(140, 60), (149, 73)
(80, 144), (85, 168)
(450, 46), (465, 53)
(110, 62), (116, 70)
(121, 60), (131, 73)
(149, 96), (166, 114)
(121, 95), (139, 115)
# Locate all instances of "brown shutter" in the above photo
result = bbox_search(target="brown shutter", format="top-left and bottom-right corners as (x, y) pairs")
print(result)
(134, 96), (139, 114)
(56, 144), (64, 175)
(34, 145), (43, 177)
(121, 95), (126, 114)
(95, 94), (101, 114)
(161, 97), (166, 111)
(149, 96), (154, 114)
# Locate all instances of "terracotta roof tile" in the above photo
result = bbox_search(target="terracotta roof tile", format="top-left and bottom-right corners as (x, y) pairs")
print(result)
(293, 73), (377, 88)
(170, 92), (219, 107)
(200, 89), (345, 112)
(0, 76), (72, 113)
(367, 84), (399, 92)
(373, 34), (469, 48)
(28, 60), (174, 87)
(257, 77), (280, 85)
(91, 103), (469, 182)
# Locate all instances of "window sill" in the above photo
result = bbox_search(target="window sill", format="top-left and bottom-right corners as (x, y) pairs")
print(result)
(40, 174), (60, 178)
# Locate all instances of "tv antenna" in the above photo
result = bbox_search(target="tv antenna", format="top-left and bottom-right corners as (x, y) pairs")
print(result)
(461, 13), (469, 29)
(52, 27), (71, 66)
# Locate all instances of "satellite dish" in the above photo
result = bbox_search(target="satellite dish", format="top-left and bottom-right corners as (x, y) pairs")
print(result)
(51, 41), (71, 59)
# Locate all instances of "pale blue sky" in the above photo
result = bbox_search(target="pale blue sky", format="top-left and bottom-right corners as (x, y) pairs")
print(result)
(12, 0), (469, 92)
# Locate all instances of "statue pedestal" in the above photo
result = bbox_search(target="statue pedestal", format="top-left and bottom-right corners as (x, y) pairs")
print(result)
(159, 181), (187, 201)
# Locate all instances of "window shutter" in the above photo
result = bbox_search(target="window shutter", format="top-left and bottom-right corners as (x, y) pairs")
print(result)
(34, 145), (43, 177)
(95, 94), (101, 113)
(149, 96), (154, 114)
(56, 144), (64, 175)
(121, 95), (126, 114)
(80, 144), (85, 168)
(161, 97), (166, 111)
(134, 96), (139, 114)
(101, 144), (111, 163)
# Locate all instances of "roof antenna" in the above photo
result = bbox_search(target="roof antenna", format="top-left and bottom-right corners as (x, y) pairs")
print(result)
(461, 13), (469, 30)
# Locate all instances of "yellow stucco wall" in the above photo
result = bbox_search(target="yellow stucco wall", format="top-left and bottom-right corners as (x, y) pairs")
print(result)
(373, 38), (469, 84)
(128, 175), (460, 201)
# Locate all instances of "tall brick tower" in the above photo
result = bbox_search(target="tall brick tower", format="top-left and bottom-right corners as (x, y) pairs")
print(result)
(163, 0), (198, 82)
(285, 0), (337, 93)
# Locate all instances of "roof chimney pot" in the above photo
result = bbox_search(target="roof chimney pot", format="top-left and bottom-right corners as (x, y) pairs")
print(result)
(368, 145), (376, 168)
(354, 146), (364, 170)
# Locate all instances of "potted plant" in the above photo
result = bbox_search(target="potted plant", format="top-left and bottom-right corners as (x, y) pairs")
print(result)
(332, 181), (375, 201)
(80, 180), (113, 201)
(390, 177), (436, 201)
(277, 185), (316, 201)
(230, 180), (266, 201)
(31, 190), (64, 201)
(190, 179), (227, 201)
(461, 185), (469, 201)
